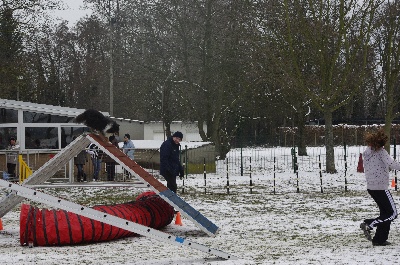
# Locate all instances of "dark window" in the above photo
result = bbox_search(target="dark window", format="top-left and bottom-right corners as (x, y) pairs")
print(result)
(0, 108), (18, 123)
(25, 127), (58, 149)
(60, 127), (89, 148)
(0, 127), (17, 149)
(23, 112), (74, 123)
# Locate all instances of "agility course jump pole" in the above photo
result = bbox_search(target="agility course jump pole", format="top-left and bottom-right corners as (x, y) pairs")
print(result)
(0, 179), (238, 260)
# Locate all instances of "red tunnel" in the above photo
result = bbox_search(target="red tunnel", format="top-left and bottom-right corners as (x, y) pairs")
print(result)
(20, 191), (174, 246)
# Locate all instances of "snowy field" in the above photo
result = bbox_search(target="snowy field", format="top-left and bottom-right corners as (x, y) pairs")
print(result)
(1, 146), (400, 265)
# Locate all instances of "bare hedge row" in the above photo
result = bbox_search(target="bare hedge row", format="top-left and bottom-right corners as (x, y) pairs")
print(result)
(278, 124), (400, 147)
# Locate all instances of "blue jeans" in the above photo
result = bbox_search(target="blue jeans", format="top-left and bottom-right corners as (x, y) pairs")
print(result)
(92, 158), (102, 180)
(75, 164), (85, 182)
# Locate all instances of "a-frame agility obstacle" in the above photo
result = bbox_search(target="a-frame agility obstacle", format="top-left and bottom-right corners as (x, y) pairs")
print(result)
(0, 133), (237, 260)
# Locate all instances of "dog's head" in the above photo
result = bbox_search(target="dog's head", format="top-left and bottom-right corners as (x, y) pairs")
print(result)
(106, 121), (120, 134)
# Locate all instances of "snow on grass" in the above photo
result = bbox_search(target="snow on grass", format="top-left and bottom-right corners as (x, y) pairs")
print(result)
(0, 146), (399, 264)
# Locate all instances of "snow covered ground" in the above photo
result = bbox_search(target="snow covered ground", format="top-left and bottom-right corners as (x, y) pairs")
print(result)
(0, 146), (399, 264)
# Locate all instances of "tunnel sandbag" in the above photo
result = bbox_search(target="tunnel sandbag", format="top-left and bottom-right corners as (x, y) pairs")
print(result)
(20, 191), (174, 246)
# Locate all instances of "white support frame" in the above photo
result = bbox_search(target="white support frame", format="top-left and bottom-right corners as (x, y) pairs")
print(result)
(0, 133), (235, 259)
(0, 179), (237, 260)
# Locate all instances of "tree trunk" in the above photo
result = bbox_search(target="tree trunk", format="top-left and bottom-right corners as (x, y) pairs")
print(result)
(324, 111), (336, 173)
(295, 109), (307, 156)
(197, 118), (207, 141)
(384, 118), (392, 153)
(213, 136), (230, 160)
(162, 84), (172, 140)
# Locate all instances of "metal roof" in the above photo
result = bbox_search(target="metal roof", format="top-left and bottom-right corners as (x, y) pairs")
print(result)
(0, 98), (184, 124)
(0, 98), (101, 118)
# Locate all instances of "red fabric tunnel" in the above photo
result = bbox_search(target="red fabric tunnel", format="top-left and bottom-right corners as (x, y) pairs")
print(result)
(20, 191), (174, 246)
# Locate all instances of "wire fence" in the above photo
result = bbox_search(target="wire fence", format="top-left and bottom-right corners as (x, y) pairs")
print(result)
(2, 145), (400, 195)
(216, 146), (366, 175)
(180, 145), (396, 195)
(0, 145), (373, 180)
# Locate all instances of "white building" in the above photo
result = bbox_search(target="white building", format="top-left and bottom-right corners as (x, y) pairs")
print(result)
(0, 98), (206, 151)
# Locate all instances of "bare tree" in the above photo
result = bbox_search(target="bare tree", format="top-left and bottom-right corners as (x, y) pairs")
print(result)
(373, 1), (400, 151)
(277, 0), (381, 172)
(0, 6), (23, 99)
(147, 0), (262, 158)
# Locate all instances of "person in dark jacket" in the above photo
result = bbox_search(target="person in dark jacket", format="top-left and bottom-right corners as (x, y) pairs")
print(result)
(72, 136), (88, 182)
(104, 135), (119, 181)
(159, 131), (184, 193)
(74, 149), (87, 182)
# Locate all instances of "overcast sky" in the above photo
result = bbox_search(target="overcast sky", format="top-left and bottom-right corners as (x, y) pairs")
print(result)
(51, 0), (92, 26)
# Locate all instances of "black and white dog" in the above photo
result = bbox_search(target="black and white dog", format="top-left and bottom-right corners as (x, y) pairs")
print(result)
(74, 109), (120, 136)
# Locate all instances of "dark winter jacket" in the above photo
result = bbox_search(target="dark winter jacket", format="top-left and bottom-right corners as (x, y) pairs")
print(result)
(160, 137), (183, 177)
(74, 150), (87, 165)
(104, 137), (119, 163)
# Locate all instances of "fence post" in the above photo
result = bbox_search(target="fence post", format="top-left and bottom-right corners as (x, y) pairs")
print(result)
(181, 155), (185, 194)
(273, 157), (276, 195)
(344, 142), (348, 192)
(249, 157), (253, 194)
(240, 147), (243, 176)
(319, 155), (323, 193)
(292, 147), (299, 193)
(394, 139), (397, 191)
(185, 145), (188, 179)
(203, 157), (207, 194)
(226, 158), (230, 195)
(295, 157), (299, 193)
